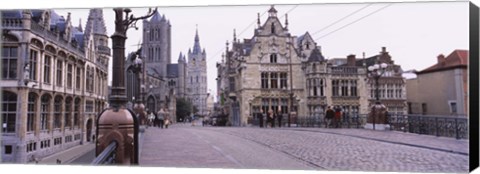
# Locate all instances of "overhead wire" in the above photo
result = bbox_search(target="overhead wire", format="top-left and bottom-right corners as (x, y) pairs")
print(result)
(314, 3), (394, 41)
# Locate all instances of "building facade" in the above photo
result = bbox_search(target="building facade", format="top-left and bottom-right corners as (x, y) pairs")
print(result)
(216, 6), (407, 126)
(406, 50), (468, 116)
(1, 9), (110, 163)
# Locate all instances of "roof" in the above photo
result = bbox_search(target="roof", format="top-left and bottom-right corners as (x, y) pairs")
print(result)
(167, 64), (179, 77)
(418, 50), (468, 74)
(150, 11), (162, 22)
(307, 47), (325, 62)
(2, 10), (23, 18)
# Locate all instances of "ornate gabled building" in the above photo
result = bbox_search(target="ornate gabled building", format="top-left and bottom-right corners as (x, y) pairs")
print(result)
(186, 28), (208, 117)
(216, 5), (406, 126)
(1, 9), (110, 163)
(219, 5), (307, 126)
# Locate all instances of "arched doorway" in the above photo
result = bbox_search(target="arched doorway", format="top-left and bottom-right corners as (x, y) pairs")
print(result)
(86, 119), (93, 142)
(147, 95), (156, 113)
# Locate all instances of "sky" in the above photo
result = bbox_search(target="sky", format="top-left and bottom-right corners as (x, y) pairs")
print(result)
(5, 0), (472, 102)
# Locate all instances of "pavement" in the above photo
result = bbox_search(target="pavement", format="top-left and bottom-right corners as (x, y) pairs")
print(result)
(37, 142), (95, 165)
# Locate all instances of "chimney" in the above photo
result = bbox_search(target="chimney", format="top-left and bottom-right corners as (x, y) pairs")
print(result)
(437, 54), (445, 63)
(381, 47), (386, 53)
(347, 54), (356, 66)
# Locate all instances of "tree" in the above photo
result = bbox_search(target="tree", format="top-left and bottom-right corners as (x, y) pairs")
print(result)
(176, 98), (192, 122)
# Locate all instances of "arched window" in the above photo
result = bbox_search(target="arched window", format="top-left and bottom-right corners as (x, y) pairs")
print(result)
(40, 94), (51, 131)
(54, 96), (63, 129)
(2, 91), (17, 133)
(27, 93), (37, 132)
(147, 96), (155, 112)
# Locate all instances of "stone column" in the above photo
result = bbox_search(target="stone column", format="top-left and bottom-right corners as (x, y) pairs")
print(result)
(16, 87), (29, 163)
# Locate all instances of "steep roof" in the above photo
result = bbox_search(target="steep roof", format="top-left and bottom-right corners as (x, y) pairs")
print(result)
(418, 50), (468, 74)
(307, 47), (325, 62)
(150, 10), (162, 22)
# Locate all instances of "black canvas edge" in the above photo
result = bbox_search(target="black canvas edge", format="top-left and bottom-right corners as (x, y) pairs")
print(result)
(470, 1), (480, 172)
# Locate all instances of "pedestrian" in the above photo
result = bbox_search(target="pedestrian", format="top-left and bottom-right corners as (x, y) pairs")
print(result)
(325, 106), (334, 128)
(268, 109), (276, 128)
(334, 106), (342, 128)
(277, 108), (283, 127)
(157, 108), (165, 129)
(147, 111), (154, 127)
(258, 109), (264, 128)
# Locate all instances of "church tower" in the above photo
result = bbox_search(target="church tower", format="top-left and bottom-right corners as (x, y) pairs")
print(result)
(187, 27), (208, 116)
(142, 11), (171, 78)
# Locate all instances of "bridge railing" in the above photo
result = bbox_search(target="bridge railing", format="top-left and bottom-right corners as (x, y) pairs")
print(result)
(91, 141), (118, 165)
(252, 114), (468, 139)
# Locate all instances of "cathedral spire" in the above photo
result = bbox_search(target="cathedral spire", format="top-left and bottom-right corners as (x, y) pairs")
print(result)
(233, 28), (237, 42)
(78, 18), (83, 32)
(192, 25), (202, 54)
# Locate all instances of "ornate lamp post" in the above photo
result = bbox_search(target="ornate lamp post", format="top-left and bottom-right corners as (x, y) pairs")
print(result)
(95, 8), (156, 165)
(128, 49), (146, 125)
(367, 62), (388, 130)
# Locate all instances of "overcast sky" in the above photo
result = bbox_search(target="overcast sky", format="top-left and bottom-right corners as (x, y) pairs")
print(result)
(7, 0), (472, 101)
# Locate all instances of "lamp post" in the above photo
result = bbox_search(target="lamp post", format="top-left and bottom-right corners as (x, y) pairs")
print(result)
(128, 49), (145, 125)
(367, 62), (388, 130)
(286, 37), (294, 127)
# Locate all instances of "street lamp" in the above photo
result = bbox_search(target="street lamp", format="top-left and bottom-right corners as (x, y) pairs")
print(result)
(128, 49), (146, 125)
(367, 62), (388, 130)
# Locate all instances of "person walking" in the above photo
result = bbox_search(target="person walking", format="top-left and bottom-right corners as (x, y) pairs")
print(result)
(334, 106), (342, 128)
(258, 109), (264, 128)
(325, 106), (335, 128)
(277, 108), (283, 128)
(147, 111), (155, 127)
(157, 108), (165, 129)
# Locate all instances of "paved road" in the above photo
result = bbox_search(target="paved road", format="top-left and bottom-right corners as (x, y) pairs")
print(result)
(139, 125), (468, 173)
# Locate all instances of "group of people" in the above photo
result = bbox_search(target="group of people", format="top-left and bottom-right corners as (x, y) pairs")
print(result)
(324, 106), (343, 128)
(256, 109), (285, 128)
(146, 108), (171, 129)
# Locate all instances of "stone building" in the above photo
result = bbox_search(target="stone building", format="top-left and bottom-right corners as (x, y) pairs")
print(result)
(406, 50), (468, 116)
(124, 11), (178, 122)
(1, 9), (110, 162)
(216, 6), (407, 126)
(186, 28), (208, 117)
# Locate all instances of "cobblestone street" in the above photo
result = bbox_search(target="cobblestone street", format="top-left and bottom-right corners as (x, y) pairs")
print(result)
(139, 124), (468, 173)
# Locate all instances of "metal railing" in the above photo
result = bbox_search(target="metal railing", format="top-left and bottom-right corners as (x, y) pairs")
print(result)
(388, 114), (468, 139)
(252, 114), (468, 139)
(91, 141), (118, 165)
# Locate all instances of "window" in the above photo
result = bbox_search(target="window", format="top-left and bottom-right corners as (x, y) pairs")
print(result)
(350, 80), (357, 97)
(332, 80), (339, 96)
(4, 145), (12, 154)
(67, 64), (73, 88)
(262, 98), (269, 114)
(65, 98), (72, 129)
(280, 73), (287, 89)
(29, 49), (38, 81)
(27, 93), (37, 132)
(449, 101), (457, 114)
(270, 54), (277, 63)
(2, 91), (17, 133)
(271, 23), (275, 34)
(85, 101), (94, 113)
(74, 99), (80, 128)
(40, 95), (50, 131)
(76, 67), (81, 89)
(341, 80), (349, 96)
(271, 98), (278, 113)
(261, 72), (268, 89)
(270, 73), (278, 89)
(2, 47), (18, 79)
(313, 79), (318, 96)
(54, 96), (62, 129)
(422, 103), (427, 115)
(44, 55), (51, 84)
(281, 98), (288, 114)
(229, 77), (235, 91)
(320, 79), (325, 96)
(56, 60), (63, 86)
(306, 42), (310, 50)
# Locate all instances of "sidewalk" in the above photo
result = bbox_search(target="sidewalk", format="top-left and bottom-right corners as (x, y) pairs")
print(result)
(37, 142), (95, 165)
